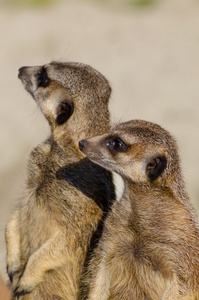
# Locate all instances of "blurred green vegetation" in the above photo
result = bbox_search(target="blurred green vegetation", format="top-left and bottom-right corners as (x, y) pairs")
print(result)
(1, 0), (160, 8)
(92, 0), (160, 8)
(0, 0), (60, 7)
(128, 0), (158, 7)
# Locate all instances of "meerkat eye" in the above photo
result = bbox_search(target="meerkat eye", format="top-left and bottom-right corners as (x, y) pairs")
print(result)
(106, 137), (129, 152)
(37, 67), (50, 88)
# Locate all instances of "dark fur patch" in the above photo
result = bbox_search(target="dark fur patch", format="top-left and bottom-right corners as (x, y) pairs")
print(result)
(56, 158), (116, 299)
(56, 158), (115, 210)
(56, 101), (74, 125)
(37, 67), (50, 88)
(146, 155), (167, 181)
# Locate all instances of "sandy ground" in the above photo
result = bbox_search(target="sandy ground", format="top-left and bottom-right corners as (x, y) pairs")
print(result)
(0, 0), (199, 285)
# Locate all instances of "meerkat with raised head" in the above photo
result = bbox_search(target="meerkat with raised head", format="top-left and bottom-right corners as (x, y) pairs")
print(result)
(5, 61), (115, 300)
(79, 119), (199, 300)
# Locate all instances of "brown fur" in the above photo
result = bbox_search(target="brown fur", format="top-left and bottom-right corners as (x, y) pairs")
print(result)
(80, 119), (199, 300)
(5, 61), (115, 300)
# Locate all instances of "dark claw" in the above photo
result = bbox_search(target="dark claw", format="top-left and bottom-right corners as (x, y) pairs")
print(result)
(14, 286), (26, 297)
(9, 271), (15, 283)
(7, 266), (15, 283)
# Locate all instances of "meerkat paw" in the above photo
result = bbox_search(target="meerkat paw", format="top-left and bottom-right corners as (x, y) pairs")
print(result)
(13, 267), (44, 297)
(7, 258), (21, 284)
(13, 278), (35, 297)
(14, 286), (27, 298)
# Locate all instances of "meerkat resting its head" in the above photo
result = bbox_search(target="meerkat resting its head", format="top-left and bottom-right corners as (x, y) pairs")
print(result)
(79, 119), (199, 300)
(5, 61), (115, 299)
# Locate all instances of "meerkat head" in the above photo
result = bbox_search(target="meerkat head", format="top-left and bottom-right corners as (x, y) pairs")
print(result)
(79, 120), (180, 186)
(18, 61), (111, 150)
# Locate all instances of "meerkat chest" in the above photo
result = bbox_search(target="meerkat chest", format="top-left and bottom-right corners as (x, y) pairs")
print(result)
(103, 197), (171, 299)
(19, 197), (58, 253)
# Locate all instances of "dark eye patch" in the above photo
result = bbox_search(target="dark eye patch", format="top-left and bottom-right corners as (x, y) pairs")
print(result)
(56, 100), (74, 125)
(37, 67), (50, 88)
(106, 136), (130, 153)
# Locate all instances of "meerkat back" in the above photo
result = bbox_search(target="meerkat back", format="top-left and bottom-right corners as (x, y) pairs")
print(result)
(5, 61), (115, 300)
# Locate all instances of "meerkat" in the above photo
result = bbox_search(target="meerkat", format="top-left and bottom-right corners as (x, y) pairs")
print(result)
(79, 119), (199, 300)
(5, 61), (115, 300)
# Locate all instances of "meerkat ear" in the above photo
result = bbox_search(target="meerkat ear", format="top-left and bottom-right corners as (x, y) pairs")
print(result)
(56, 100), (74, 125)
(146, 155), (167, 181)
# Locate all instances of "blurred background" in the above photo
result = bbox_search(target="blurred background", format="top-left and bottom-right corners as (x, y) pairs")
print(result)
(0, 0), (199, 284)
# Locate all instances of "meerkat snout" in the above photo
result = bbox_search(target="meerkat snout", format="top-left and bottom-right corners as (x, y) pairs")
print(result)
(79, 139), (88, 151)
(18, 66), (27, 78)
(18, 66), (32, 90)
(18, 65), (46, 96)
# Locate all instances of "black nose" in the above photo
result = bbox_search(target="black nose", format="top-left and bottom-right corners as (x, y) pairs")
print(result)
(79, 139), (87, 152)
(18, 66), (28, 79)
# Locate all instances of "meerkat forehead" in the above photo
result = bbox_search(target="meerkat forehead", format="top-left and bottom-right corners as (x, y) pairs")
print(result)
(109, 120), (176, 149)
(44, 61), (111, 102)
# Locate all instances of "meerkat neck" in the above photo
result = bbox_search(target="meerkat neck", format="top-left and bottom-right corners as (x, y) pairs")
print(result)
(54, 113), (110, 153)
(123, 178), (196, 238)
